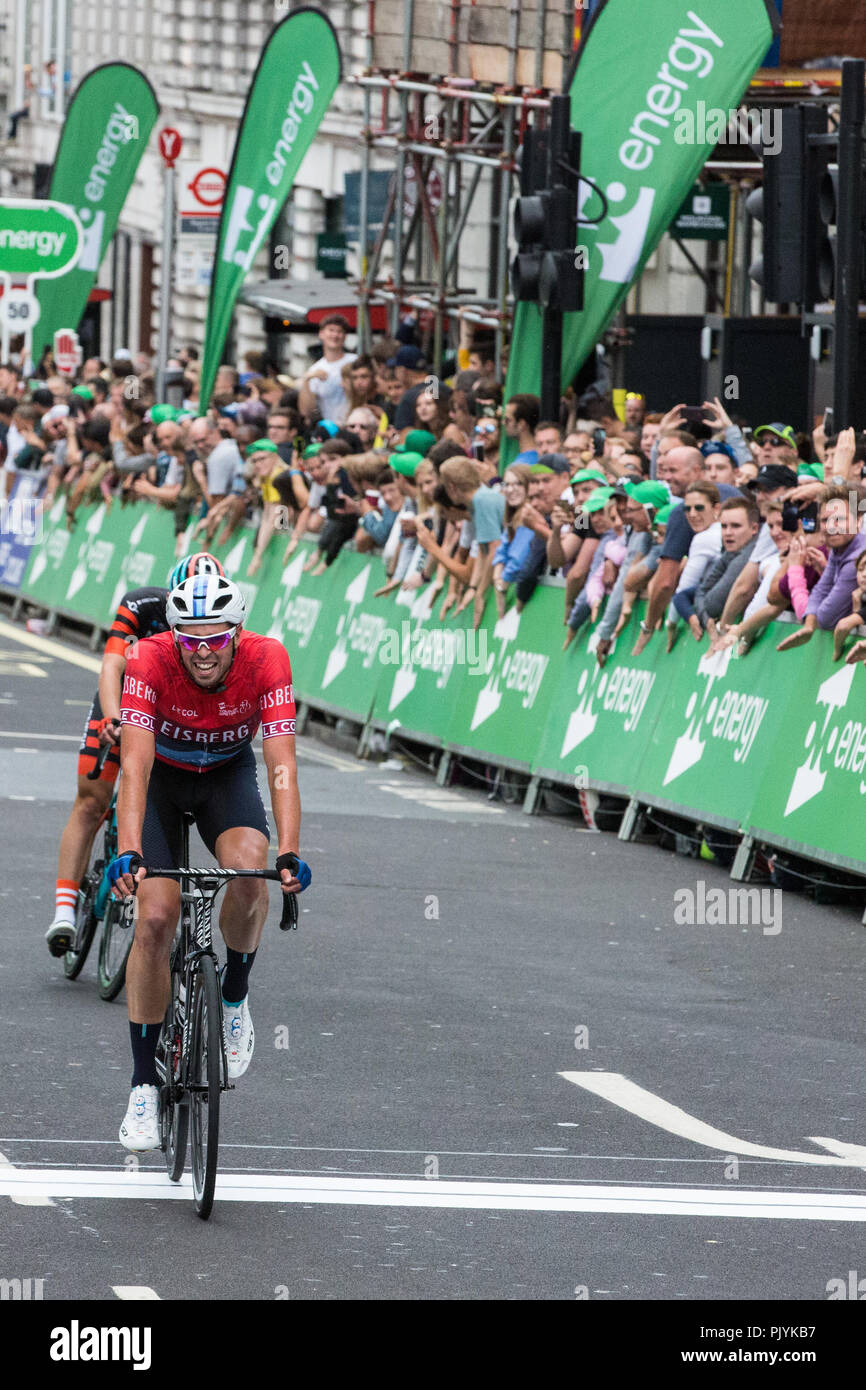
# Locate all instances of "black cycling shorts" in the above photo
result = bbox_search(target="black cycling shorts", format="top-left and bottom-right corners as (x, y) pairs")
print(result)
(141, 743), (269, 869)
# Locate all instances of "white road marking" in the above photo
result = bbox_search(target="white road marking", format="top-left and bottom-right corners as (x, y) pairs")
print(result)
(0, 731), (79, 741)
(112, 1286), (161, 1300)
(0, 1151), (54, 1206)
(375, 782), (505, 814)
(560, 1072), (866, 1169)
(0, 618), (101, 673)
(0, 1166), (864, 1220)
(295, 743), (364, 773)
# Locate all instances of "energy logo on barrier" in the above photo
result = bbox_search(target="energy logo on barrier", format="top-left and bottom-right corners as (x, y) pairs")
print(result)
(267, 551), (322, 649)
(108, 513), (156, 613)
(663, 645), (768, 786)
(322, 564), (378, 688)
(784, 662), (860, 817)
(470, 606), (549, 731)
(560, 649), (656, 757)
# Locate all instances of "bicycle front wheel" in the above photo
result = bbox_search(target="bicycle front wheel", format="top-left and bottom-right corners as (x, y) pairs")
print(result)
(189, 956), (222, 1220)
(63, 880), (99, 981)
(158, 961), (188, 1184)
(97, 897), (135, 1000)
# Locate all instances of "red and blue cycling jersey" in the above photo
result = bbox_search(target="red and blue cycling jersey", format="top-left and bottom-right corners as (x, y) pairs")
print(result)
(120, 629), (296, 772)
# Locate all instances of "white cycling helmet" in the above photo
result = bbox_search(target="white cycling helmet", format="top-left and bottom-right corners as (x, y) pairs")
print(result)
(166, 574), (246, 628)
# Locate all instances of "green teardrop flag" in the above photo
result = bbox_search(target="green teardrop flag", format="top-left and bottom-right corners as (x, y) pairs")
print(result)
(504, 0), (779, 436)
(32, 63), (159, 363)
(198, 8), (342, 410)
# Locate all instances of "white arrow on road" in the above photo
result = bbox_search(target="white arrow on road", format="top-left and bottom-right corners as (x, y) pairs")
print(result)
(560, 1071), (866, 1168)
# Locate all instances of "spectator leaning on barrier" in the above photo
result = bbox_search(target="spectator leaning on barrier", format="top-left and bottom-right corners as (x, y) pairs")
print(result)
(563, 490), (625, 647)
(491, 464), (534, 617)
(668, 481), (723, 643)
(692, 496), (761, 633)
(512, 455), (572, 610)
(776, 485), (866, 651)
(594, 480), (666, 664)
(440, 455), (506, 625)
(716, 462), (799, 633)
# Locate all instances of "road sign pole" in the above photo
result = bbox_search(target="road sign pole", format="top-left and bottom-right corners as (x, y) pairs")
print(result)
(834, 59), (865, 430)
(157, 161), (176, 401)
(0, 273), (10, 364)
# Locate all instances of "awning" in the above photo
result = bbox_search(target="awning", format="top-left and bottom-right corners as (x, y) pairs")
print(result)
(238, 278), (388, 332)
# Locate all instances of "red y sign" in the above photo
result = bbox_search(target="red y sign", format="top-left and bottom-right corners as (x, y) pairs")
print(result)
(158, 128), (183, 168)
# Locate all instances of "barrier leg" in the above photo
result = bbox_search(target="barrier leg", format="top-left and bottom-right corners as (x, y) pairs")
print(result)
(10, 596), (24, 622)
(730, 833), (757, 882)
(295, 701), (310, 736)
(88, 624), (103, 652)
(523, 775), (542, 816)
(618, 797), (644, 842)
(45, 609), (58, 637)
(436, 751), (452, 787)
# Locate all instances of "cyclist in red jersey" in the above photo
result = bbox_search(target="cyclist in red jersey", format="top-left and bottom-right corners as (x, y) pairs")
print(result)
(46, 553), (225, 959)
(108, 573), (311, 1151)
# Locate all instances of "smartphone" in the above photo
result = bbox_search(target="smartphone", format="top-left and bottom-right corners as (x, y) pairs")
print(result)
(472, 440), (486, 461)
(823, 407), (834, 437)
(592, 428), (606, 458)
(782, 500), (819, 533)
(681, 406), (708, 425)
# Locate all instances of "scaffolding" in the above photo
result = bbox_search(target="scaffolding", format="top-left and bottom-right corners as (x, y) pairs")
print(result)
(347, 0), (578, 375)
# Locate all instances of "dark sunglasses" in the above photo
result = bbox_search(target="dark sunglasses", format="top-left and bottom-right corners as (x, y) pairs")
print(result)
(684, 503), (708, 512)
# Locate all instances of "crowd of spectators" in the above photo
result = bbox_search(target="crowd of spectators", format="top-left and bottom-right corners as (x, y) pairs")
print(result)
(3, 317), (866, 668)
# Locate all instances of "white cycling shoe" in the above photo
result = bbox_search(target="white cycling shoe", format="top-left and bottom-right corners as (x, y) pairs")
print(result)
(223, 996), (255, 1079)
(119, 1084), (160, 1151)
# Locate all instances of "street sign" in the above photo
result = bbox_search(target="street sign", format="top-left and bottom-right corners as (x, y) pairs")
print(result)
(177, 161), (225, 291)
(158, 128), (183, 168)
(0, 199), (84, 279)
(316, 233), (348, 278)
(671, 184), (731, 241)
(0, 287), (40, 330)
(54, 328), (82, 377)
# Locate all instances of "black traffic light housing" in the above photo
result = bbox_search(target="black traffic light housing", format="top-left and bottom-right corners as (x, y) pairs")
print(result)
(746, 105), (825, 304)
(511, 95), (583, 313)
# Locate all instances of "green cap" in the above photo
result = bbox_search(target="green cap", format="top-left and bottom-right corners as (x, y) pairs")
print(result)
(397, 429), (436, 457)
(797, 462), (824, 480)
(754, 422), (796, 446)
(388, 450), (424, 479)
(570, 467), (608, 486)
(529, 463), (555, 476)
(629, 480), (670, 512)
(302, 442), (323, 459)
(71, 385), (94, 401)
(245, 437), (279, 458)
(653, 503), (674, 526)
(149, 403), (179, 424)
(581, 487), (615, 514)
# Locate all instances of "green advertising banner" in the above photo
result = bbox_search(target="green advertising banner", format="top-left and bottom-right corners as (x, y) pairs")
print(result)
(746, 638), (866, 873)
(629, 622), (797, 831)
(199, 9), (342, 409)
(504, 0), (779, 402)
(533, 607), (680, 794)
(444, 585), (567, 771)
(370, 584), (478, 748)
(32, 64), (159, 364)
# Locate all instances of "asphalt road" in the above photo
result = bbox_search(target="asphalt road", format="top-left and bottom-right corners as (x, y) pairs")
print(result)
(1, 617), (865, 1306)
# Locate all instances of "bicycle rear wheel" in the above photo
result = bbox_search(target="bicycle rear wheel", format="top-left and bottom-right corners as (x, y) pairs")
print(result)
(97, 897), (135, 1000)
(189, 955), (222, 1220)
(63, 878), (99, 980)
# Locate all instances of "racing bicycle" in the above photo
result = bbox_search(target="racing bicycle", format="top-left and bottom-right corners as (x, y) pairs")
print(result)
(63, 740), (135, 999)
(152, 812), (298, 1220)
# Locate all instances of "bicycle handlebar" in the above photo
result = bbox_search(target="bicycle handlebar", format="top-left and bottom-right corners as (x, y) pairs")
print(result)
(143, 866), (299, 930)
(86, 737), (116, 780)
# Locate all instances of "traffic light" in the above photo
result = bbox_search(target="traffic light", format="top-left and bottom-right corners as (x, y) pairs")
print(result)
(747, 105), (825, 303)
(511, 95), (583, 313)
(817, 162), (838, 300)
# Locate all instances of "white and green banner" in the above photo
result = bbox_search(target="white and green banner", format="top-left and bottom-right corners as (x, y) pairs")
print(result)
(32, 64), (159, 364)
(504, 0), (780, 405)
(198, 8), (342, 409)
